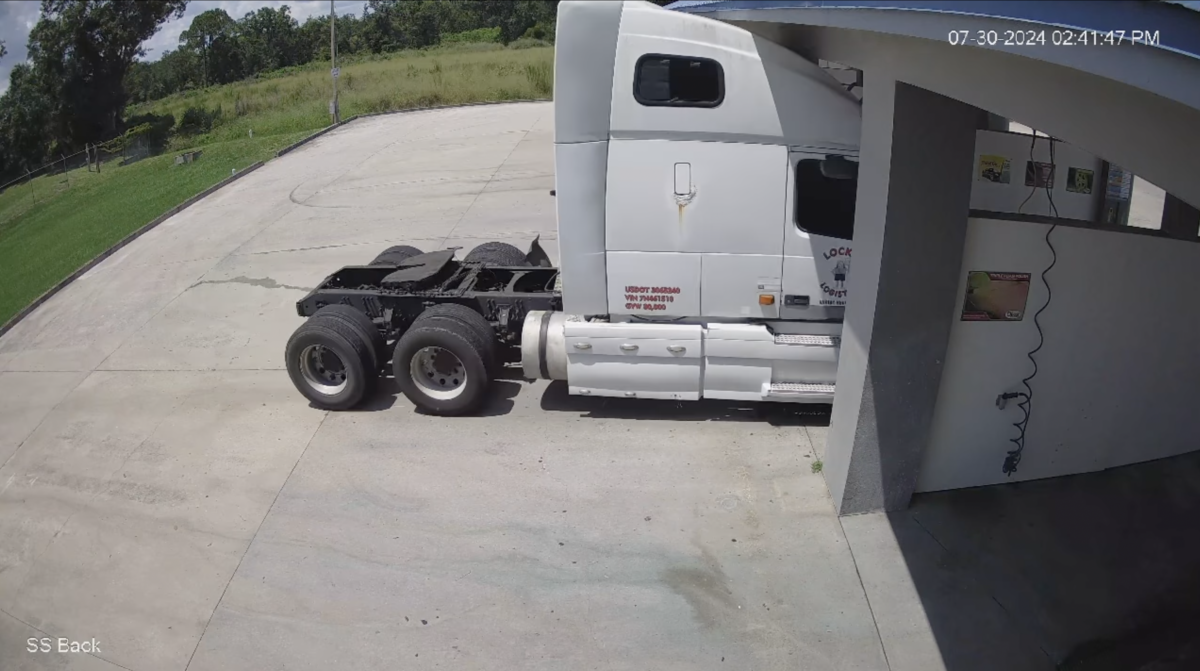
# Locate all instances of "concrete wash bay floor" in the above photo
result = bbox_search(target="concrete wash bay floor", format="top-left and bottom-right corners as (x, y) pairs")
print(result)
(0, 102), (1196, 671)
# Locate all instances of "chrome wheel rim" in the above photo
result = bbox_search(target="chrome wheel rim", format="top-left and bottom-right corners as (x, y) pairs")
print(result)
(300, 344), (348, 395)
(410, 346), (467, 400)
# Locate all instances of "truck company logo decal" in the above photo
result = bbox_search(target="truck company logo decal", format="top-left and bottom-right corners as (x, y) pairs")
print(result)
(819, 246), (851, 305)
(624, 285), (680, 312)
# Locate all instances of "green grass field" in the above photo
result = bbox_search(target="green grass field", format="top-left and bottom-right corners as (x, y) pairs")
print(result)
(0, 132), (307, 325)
(0, 45), (553, 328)
(133, 44), (553, 149)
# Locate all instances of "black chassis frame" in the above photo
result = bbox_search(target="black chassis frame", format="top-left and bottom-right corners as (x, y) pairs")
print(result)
(295, 259), (562, 348)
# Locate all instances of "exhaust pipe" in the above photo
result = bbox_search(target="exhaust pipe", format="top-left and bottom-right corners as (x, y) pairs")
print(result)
(521, 310), (569, 380)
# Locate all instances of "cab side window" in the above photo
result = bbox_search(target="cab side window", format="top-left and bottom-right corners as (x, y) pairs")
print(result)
(795, 158), (858, 240)
(634, 54), (724, 108)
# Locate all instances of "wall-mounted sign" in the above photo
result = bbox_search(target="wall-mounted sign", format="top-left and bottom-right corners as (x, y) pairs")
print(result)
(978, 154), (1011, 184)
(1025, 161), (1055, 188)
(1066, 167), (1094, 194)
(961, 271), (1031, 321)
(1102, 165), (1134, 226)
(1105, 166), (1133, 202)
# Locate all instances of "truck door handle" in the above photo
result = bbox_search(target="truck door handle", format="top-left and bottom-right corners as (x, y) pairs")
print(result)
(573, 342), (592, 350)
(619, 344), (639, 352)
(666, 345), (686, 353)
(674, 162), (696, 206)
(674, 163), (691, 196)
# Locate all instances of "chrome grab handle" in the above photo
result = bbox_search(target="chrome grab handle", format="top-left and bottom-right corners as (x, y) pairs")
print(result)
(619, 344), (639, 351)
(573, 342), (592, 350)
(666, 345), (686, 353)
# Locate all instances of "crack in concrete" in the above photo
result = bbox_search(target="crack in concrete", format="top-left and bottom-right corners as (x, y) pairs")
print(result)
(237, 240), (439, 256)
(190, 276), (311, 292)
(838, 516), (895, 671)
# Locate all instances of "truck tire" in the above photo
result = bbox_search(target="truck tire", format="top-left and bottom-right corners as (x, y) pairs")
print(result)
(393, 322), (491, 416)
(463, 241), (528, 266)
(286, 316), (376, 410)
(413, 303), (497, 373)
(369, 245), (423, 266)
(312, 304), (386, 372)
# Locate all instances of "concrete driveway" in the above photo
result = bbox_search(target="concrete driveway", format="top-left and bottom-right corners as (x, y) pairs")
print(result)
(0, 102), (887, 671)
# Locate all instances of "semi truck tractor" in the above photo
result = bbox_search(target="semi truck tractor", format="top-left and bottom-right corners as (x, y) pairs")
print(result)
(284, 0), (862, 415)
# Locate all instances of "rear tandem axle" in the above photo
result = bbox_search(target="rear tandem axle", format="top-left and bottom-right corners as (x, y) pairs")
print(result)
(285, 239), (559, 415)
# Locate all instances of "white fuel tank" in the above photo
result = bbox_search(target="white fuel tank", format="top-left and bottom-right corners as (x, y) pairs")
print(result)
(521, 311), (570, 381)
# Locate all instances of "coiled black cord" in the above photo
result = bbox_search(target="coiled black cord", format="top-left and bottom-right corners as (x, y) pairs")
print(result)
(1002, 222), (1056, 475)
(1002, 133), (1059, 475)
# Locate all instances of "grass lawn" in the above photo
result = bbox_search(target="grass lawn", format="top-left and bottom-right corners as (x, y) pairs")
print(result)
(133, 44), (553, 149)
(0, 44), (553, 328)
(0, 132), (306, 326)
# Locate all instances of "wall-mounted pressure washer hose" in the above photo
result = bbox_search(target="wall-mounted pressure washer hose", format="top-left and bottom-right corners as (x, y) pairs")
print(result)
(1002, 132), (1060, 476)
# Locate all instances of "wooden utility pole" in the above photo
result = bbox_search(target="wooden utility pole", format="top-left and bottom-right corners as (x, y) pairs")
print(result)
(330, 0), (340, 124)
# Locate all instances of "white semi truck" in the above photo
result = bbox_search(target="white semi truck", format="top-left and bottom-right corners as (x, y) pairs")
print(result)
(284, 0), (863, 415)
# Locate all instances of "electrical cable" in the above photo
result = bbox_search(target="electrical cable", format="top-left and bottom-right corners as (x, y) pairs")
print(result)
(1046, 137), (1060, 219)
(1017, 131), (1038, 214)
(1001, 132), (1058, 475)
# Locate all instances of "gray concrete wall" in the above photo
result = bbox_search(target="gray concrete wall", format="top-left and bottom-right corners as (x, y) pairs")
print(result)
(921, 216), (1200, 492)
(825, 80), (981, 514)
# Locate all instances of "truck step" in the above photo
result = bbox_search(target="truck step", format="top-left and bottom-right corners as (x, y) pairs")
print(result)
(765, 382), (836, 397)
(773, 334), (840, 347)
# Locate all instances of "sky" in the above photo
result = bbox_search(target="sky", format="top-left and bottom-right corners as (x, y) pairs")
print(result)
(0, 1), (367, 94)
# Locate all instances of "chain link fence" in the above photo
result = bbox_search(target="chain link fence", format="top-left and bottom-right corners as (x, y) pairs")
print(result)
(0, 129), (165, 228)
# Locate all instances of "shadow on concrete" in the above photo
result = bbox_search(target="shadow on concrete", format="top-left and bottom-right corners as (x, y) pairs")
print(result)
(538, 380), (831, 427)
(469, 379), (522, 417)
(494, 364), (532, 381)
(869, 451), (1200, 670)
(351, 377), (522, 416)
(350, 377), (402, 412)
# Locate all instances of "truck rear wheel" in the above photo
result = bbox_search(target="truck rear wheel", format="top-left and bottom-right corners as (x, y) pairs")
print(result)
(393, 321), (490, 416)
(370, 245), (423, 266)
(312, 304), (386, 371)
(413, 303), (497, 373)
(463, 241), (528, 266)
(286, 316), (376, 410)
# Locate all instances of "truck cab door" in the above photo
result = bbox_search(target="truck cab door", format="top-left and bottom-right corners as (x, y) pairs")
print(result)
(781, 152), (859, 320)
(605, 139), (788, 319)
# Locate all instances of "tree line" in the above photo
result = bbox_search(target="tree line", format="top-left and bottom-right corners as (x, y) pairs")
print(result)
(126, 0), (560, 105)
(0, 0), (562, 185)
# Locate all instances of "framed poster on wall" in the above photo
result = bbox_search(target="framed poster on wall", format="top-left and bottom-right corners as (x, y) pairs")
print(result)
(1025, 161), (1055, 188)
(978, 154), (1011, 184)
(961, 271), (1031, 321)
(1066, 167), (1094, 194)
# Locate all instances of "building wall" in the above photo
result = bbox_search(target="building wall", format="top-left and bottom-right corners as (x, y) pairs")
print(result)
(825, 80), (980, 513)
(968, 130), (1103, 222)
(918, 217), (1200, 492)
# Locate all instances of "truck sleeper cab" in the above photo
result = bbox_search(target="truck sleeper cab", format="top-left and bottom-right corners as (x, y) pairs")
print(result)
(283, 0), (862, 415)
